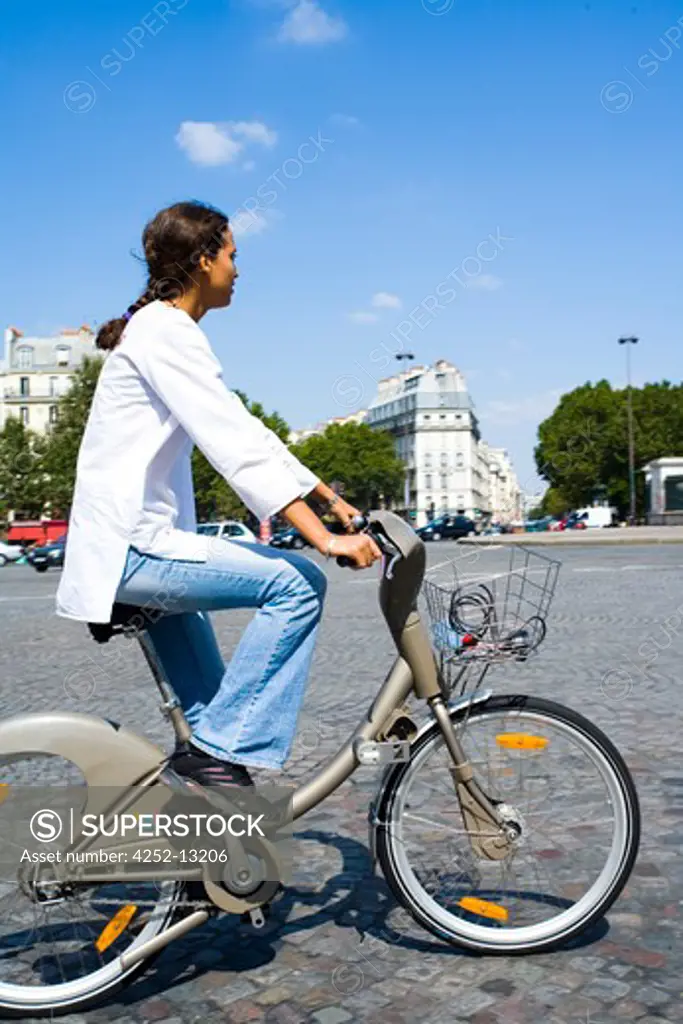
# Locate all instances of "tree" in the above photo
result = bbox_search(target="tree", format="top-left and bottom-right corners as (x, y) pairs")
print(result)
(535, 380), (683, 517)
(291, 422), (405, 509)
(42, 356), (104, 514)
(0, 417), (48, 520)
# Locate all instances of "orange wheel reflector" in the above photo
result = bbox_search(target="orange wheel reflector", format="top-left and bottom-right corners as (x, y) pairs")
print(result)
(496, 733), (548, 751)
(458, 897), (509, 922)
(95, 904), (138, 953)
(0, 784), (9, 805)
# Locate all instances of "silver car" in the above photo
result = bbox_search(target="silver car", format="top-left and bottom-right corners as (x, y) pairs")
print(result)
(195, 521), (258, 544)
(0, 541), (24, 567)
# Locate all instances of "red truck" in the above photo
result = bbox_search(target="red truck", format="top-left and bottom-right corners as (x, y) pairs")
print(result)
(6, 519), (68, 546)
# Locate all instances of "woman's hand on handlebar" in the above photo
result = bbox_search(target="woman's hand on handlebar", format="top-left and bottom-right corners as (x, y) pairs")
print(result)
(328, 532), (381, 569)
(330, 497), (361, 532)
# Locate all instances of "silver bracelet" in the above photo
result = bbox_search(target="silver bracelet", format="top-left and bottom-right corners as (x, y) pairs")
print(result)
(326, 494), (340, 512)
(325, 537), (338, 560)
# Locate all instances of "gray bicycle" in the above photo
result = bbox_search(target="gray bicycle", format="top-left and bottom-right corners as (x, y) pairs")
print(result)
(0, 511), (640, 1017)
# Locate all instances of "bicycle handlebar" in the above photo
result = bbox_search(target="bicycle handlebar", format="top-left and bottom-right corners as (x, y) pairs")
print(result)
(335, 514), (402, 569)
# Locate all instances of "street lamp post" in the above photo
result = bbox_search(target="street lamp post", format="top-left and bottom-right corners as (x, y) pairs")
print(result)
(618, 336), (639, 526)
(396, 353), (415, 518)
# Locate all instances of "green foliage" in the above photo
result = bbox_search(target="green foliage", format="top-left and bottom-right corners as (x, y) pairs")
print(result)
(0, 417), (48, 520)
(541, 487), (570, 519)
(42, 356), (104, 514)
(292, 421), (405, 508)
(535, 380), (683, 516)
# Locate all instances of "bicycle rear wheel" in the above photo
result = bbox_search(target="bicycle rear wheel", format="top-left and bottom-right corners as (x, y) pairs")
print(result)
(0, 752), (188, 1018)
(374, 694), (640, 954)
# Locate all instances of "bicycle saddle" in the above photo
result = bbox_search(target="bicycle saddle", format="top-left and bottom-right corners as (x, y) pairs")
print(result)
(87, 602), (148, 644)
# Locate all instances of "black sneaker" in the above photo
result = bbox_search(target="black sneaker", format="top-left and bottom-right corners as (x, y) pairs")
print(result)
(171, 742), (254, 789)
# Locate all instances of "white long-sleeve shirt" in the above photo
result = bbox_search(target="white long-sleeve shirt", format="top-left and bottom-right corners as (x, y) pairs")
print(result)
(56, 301), (318, 623)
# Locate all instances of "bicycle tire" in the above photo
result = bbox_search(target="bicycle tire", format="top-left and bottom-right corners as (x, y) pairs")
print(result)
(374, 693), (640, 955)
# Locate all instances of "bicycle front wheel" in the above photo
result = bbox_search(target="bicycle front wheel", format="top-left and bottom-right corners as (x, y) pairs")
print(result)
(375, 694), (640, 954)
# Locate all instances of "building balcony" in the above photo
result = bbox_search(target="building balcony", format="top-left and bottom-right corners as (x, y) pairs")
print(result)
(3, 390), (64, 402)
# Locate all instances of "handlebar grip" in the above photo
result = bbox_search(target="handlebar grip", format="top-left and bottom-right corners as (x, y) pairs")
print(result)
(336, 556), (356, 568)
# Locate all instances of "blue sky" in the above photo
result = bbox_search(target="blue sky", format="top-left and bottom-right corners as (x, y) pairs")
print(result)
(1, 0), (681, 490)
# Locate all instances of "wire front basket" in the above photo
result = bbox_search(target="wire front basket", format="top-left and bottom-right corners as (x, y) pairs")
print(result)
(422, 541), (561, 697)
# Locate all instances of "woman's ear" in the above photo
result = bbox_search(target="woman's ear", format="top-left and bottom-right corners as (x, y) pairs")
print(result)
(197, 252), (212, 275)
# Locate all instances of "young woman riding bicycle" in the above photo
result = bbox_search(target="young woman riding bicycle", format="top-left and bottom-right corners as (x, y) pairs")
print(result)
(56, 200), (381, 790)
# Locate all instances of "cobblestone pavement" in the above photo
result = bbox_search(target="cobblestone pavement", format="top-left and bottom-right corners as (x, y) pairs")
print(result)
(0, 542), (681, 1023)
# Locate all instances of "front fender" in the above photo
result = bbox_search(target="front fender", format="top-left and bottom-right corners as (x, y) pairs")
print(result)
(0, 712), (166, 787)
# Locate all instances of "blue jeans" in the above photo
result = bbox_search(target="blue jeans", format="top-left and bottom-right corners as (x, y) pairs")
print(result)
(116, 540), (327, 770)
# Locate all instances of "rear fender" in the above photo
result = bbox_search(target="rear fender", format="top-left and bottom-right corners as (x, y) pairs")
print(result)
(0, 712), (165, 787)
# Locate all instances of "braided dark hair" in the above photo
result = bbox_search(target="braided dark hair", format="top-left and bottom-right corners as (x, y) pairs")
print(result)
(96, 201), (230, 351)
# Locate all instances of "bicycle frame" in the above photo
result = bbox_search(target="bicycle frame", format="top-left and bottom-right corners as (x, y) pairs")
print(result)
(140, 510), (500, 824)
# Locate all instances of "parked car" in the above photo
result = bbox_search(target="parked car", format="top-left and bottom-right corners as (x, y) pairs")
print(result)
(561, 512), (588, 531)
(270, 527), (310, 550)
(0, 540), (24, 567)
(27, 535), (66, 572)
(525, 515), (555, 533)
(196, 521), (257, 543)
(416, 514), (477, 541)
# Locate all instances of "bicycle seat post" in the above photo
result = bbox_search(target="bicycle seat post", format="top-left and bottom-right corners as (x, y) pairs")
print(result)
(137, 629), (192, 746)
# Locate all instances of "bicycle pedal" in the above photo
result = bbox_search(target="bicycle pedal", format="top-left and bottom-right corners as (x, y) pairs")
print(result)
(353, 739), (411, 766)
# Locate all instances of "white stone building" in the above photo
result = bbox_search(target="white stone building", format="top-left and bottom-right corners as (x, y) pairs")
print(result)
(1, 325), (97, 433)
(642, 457), (683, 526)
(479, 442), (523, 524)
(288, 409), (367, 445)
(365, 359), (494, 526)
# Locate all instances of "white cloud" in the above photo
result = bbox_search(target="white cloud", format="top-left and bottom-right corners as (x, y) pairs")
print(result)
(330, 113), (360, 127)
(278, 0), (348, 45)
(175, 120), (278, 167)
(348, 311), (379, 325)
(231, 120), (278, 148)
(372, 291), (402, 309)
(465, 273), (502, 292)
(480, 390), (562, 426)
(231, 209), (270, 238)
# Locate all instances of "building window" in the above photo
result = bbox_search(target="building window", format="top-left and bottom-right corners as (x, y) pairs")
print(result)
(440, 452), (448, 465)
(423, 414), (431, 421)
(441, 474), (448, 489)
(19, 376), (30, 397)
(665, 476), (683, 512)
(441, 495), (448, 509)
(425, 452), (432, 466)
(17, 346), (33, 369)
(425, 474), (433, 489)
(456, 453), (464, 468)
(49, 376), (59, 397)
(49, 405), (59, 425)
(20, 406), (29, 426)
(56, 345), (70, 366)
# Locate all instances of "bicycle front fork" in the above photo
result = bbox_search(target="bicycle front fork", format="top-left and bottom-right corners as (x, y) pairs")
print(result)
(428, 695), (513, 862)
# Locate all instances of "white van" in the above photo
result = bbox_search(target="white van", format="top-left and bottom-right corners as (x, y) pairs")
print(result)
(574, 506), (616, 529)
